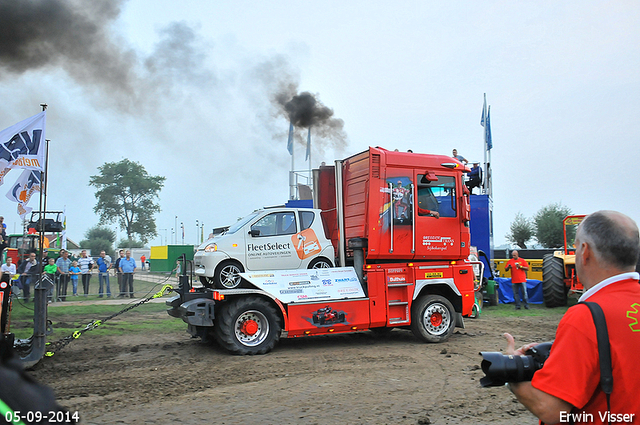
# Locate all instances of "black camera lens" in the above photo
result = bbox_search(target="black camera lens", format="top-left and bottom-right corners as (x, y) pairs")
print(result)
(479, 342), (553, 387)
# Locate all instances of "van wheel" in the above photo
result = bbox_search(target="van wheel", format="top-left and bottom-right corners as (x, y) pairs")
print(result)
(214, 297), (281, 355)
(308, 257), (333, 269)
(410, 295), (456, 343)
(215, 261), (244, 289)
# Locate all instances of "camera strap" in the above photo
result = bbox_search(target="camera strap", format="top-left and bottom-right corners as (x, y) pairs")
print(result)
(577, 301), (613, 424)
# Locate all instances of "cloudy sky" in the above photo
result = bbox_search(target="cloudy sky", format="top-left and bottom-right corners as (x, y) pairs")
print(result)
(0, 0), (638, 249)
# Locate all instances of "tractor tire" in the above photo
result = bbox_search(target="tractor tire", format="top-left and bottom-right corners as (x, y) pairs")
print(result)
(214, 297), (281, 355)
(214, 261), (245, 289)
(410, 295), (456, 343)
(542, 254), (567, 308)
(487, 280), (499, 306)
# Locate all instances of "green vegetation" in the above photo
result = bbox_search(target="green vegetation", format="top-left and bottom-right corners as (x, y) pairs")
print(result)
(79, 225), (117, 257)
(506, 212), (535, 249)
(89, 158), (166, 244)
(8, 277), (181, 340)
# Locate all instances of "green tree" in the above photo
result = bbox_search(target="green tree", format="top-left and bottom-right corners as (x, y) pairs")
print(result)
(506, 212), (534, 249)
(89, 159), (166, 244)
(117, 238), (144, 249)
(533, 203), (573, 248)
(79, 225), (117, 257)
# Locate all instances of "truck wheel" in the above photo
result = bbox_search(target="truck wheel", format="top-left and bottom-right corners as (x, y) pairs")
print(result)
(542, 254), (567, 307)
(214, 297), (281, 355)
(308, 257), (333, 269)
(410, 295), (456, 343)
(214, 261), (244, 289)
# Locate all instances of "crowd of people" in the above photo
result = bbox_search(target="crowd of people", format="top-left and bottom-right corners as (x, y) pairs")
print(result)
(1, 248), (144, 303)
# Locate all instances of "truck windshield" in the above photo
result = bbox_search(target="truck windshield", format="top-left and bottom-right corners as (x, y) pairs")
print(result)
(226, 211), (261, 235)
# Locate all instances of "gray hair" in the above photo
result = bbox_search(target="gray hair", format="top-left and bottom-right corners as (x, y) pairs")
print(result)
(579, 211), (640, 269)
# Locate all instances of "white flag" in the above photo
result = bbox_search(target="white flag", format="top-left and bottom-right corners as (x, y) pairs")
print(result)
(0, 111), (47, 185)
(6, 169), (42, 219)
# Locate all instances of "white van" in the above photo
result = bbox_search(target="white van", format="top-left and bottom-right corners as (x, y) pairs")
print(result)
(194, 208), (335, 289)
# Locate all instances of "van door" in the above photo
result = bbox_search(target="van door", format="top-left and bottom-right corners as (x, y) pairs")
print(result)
(245, 211), (303, 271)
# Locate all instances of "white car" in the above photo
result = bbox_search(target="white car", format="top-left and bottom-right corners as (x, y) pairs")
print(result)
(194, 208), (335, 289)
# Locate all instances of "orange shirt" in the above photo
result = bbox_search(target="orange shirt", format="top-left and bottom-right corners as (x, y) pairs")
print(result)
(506, 258), (528, 283)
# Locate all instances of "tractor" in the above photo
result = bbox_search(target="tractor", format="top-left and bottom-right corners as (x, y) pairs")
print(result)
(541, 215), (585, 307)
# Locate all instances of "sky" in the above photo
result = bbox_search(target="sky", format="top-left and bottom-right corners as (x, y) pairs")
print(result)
(0, 0), (638, 249)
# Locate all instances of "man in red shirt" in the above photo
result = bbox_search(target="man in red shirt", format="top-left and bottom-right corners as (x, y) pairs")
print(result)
(505, 250), (530, 309)
(503, 210), (640, 424)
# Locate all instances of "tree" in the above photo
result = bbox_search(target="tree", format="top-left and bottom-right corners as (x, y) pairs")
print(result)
(117, 238), (144, 249)
(79, 225), (117, 257)
(506, 212), (534, 249)
(533, 203), (573, 248)
(89, 159), (165, 244)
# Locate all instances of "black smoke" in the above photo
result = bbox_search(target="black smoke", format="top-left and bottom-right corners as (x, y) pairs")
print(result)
(0, 0), (211, 112)
(273, 85), (347, 154)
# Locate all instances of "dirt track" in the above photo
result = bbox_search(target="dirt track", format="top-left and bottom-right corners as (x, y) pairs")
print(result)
(29, 310), (561, 425)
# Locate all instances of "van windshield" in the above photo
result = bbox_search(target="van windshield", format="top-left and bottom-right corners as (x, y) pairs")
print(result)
(226, 211), (261, 235)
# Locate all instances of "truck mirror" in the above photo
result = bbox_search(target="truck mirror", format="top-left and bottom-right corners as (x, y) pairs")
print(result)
(249, 229), (260, 237)
(420, 171), (438, 183)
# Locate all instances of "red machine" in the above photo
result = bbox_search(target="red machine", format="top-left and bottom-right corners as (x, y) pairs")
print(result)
(168, 147), (477, 354)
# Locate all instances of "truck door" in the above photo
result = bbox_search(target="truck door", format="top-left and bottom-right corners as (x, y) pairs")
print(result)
(413, 172), (462, 260)
(245, 211), (303, 271)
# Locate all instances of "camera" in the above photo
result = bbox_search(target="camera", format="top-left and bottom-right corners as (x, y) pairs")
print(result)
(479, 341), (553, 387)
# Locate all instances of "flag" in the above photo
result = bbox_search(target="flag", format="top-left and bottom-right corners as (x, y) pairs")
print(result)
(5, 169), (42, 219)
(305, 127), (311, 161)
(481, 94), (493, 150)
(61, 209), (67, 250)
(0, 111), (46, 185)
(287, 122), (294, 155)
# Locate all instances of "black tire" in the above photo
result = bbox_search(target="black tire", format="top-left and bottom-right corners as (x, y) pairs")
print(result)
(214, 297), (281, 355)
(308, 257), (333, 269)
(410, 295), (456, 343)
(542, 254), (567, 307)
(214, 261), (244, 289)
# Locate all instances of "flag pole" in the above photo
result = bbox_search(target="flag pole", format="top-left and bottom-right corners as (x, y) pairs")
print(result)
(307, 127), (311, 192)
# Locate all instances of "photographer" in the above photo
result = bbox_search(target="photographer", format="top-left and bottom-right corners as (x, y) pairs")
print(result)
(504, 210), (640, 424)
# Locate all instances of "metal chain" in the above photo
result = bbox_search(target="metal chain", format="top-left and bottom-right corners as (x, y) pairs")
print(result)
(44, 284), (174, 356)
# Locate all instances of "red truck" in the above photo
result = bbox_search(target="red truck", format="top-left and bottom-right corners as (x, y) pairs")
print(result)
(167, 147), (477, 354)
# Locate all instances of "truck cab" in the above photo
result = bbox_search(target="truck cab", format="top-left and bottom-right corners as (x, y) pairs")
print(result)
(193, 207), (335, 289)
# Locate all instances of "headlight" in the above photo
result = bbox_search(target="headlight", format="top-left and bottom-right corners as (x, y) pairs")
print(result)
(204, 243), (218, 252)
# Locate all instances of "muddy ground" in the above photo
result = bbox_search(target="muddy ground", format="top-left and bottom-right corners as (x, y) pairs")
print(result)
(29, 311), (561, 425)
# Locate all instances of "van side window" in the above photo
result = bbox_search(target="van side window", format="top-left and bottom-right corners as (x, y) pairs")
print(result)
(300, 211), (315, 230)
(251, 212), (297, 237)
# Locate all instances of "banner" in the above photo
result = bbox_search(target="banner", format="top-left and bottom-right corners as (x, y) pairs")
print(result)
(241, 267), (365, 304)
(0, 111), (46, 185)
(5, 169), (42, 219)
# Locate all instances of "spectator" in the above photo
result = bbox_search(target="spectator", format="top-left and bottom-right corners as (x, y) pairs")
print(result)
(0, 257), (14, 333)
(18, 252), (38, 302)
(55, 250), (71, 302)
(69, 260), (80, 296)
(452, 148), (468, 165)
(77, 250), (94, 296)
(465, 162), (483, 194)
(119, 250), (136, 298)
(503, 210), (640, 423)
(505, 250), (529, 310)
(95, 250), (111, 298)
(114, 250), (125, 298)
(44, 258), (57, 302)
(140, 254), (146, 271)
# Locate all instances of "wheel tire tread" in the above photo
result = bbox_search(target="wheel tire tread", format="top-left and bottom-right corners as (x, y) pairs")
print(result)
(542, 254), (567, 307)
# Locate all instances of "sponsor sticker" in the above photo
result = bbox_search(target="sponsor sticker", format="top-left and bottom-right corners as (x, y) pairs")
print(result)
(425, 272), (444, 278)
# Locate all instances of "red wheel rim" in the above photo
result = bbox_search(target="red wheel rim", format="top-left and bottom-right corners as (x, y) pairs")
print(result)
(430, 312), (443, 327)
(241, 319), (259, 336)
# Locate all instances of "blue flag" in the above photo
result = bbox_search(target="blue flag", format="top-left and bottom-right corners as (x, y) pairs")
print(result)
(287, 122), (294, 155)
(481, 95), (492, 151)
